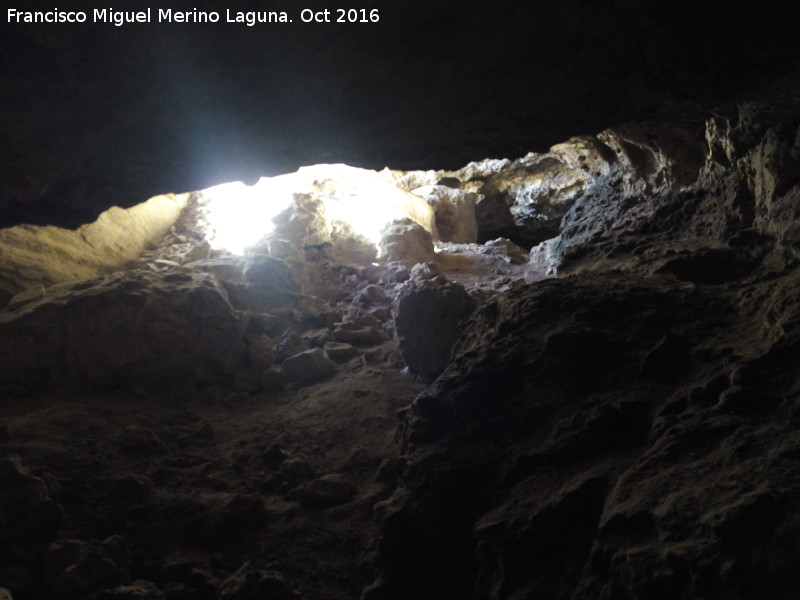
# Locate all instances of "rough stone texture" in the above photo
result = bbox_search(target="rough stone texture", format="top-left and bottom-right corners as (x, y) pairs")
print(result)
(289, 473), (358, 508)
(281, 348), (336, 384)
(217, 562), (299, 600)
(378, 218), (436, 266)
(4, 2), (799, 229)
(0, 454), (63, 542)
(0, 271), (246, 389)
(45, 535), (131, 598)
(237, 164), (437, 260)
(4, 80), (800, 600)
(411, 185), (479, 243)
(0, 194), (188, 307)
(323, 341), (359, 362)
(392, 277), (476, 381)
(368, 97), (800, 600)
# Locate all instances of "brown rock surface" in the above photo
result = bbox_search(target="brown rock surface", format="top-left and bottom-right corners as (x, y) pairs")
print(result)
(3, 94), (800, 600)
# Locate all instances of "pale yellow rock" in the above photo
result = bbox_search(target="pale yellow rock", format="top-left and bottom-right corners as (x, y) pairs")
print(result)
(0, 194), (188, 303)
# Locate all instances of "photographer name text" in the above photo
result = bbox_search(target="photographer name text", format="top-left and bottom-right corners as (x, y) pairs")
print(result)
(6, 7), (381, 26)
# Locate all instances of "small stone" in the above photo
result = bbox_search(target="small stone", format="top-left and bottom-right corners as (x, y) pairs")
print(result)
(410, 262), (441, 281)
(302, 328), (333, 347)
(324, 341), (359, 362)
(356, 284), (388, 305)
(281, 349), (336, 384)
(332, 322), (388, 345)
(481, 238), (530, 264)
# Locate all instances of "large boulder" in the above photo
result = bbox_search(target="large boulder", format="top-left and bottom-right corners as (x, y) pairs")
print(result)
(281, 348), (336, 384)
(392, 277), (475, 381)
(378, 218), (436, 267)
(0, 271), (247, 389)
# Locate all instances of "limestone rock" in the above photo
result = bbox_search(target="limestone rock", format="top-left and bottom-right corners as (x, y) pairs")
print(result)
(409, 261), (442, 281)
(476, 152), (592, 246)
(378, 218), (436, 266)
(243, 254), (295, 291)
(184, 256), (245, 285)
(276, 329), (307, 362)
(0, 194), (188, 305)
(0, 271), (247, 388)
(270, 193), (331, 248)
(332, 321), (388, 345)
(392, 277), (476, 380)
(355, 284), (389, 306)
(281, 348), (336, 384)
(217, 561), (299, 600)
(480, 238), (530, 264)
(245, 334), (276, 369)
(412, 185), (479, 243)
(0, 454), (63, 542)
(324, 341), (359, 362)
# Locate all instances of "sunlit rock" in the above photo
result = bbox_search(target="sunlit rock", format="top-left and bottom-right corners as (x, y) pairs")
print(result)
(411, 185), (479, 243)
(0, 194), (188, 306)
(201, 164), (437, 255)
(378, 218), (436, 266)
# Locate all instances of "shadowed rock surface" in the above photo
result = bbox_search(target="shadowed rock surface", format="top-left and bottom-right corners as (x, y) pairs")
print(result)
(3, 94), (800, 600)
(3, 5), (800, 599)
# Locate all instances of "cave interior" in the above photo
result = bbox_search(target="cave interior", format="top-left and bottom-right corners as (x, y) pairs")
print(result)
(2, 2), (800, 600)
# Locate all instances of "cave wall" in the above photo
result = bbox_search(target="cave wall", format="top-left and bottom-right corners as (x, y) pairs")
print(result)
(370, 95), (800, 600)
(2, 0), (799, 228)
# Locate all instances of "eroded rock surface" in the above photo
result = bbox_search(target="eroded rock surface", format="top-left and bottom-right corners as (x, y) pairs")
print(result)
(369, 96), (800, 600)
(392, 275), (476, 381)
(3, 95), (800, 600)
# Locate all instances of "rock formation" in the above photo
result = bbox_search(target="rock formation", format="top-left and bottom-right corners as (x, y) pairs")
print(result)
(2, 93), (800, 600)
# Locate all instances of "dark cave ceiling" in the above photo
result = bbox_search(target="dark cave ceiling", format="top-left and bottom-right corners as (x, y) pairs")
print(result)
(1, 0), (799, 228)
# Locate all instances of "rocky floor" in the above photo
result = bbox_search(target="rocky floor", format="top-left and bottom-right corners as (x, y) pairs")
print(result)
(0, 355), (426, 600)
